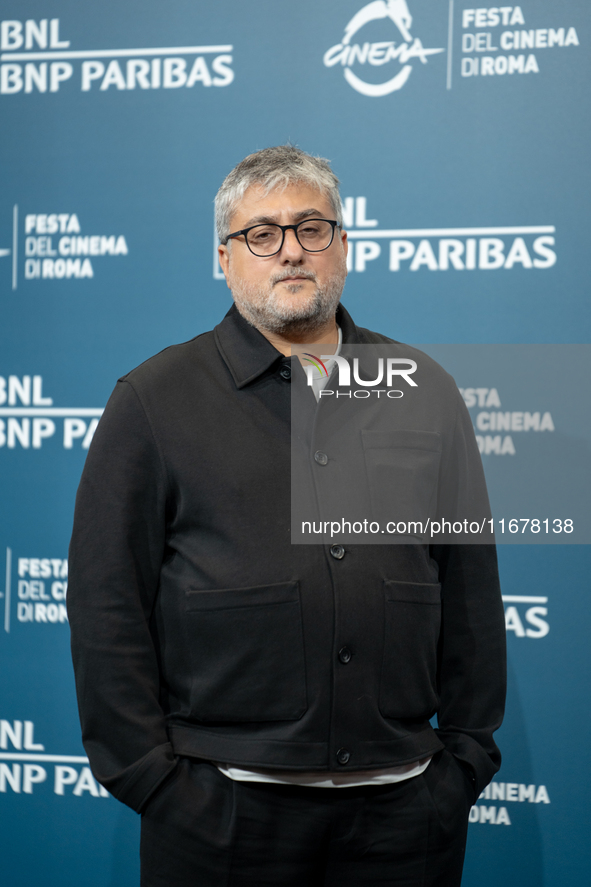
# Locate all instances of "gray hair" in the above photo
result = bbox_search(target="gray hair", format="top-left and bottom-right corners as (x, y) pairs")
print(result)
(215, 145), (342, 244)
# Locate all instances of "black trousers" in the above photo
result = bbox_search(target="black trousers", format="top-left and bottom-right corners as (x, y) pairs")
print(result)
(140, 750), (474, 887)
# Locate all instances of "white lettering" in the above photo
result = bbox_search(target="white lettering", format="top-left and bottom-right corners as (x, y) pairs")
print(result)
(1, 21), (23, 50)
(24, 62), (47, 93)
(64, 418), (87, 449)
(439, 239), (465, 270)
(33, 376), (52, 406)
(32, 418), (55, 448)
(0, 720), (22, 749)
(479, 238), (505, 269)
(25, 19), (47, 50)
(389, 240), (415, 271)
(49, 62), (73, 92)
(186, 57), (211, 87)
(1, 64), (23, 94)
(355, 197), (377, 228)
(548, 28), (564, 48)
(525, 607), (549, 638)
(0, 763), (21, 792)
(212, 55), (234, 86)
(509, 7), (525, 26)
(126, 59), (150, 90)
(73, 767), (100, 797)
(81, 61), (104, 91)
(355, 241), (380, 272)
(163, 57), (187, 88)
(101, 60), (126, 91)
(504, 237), (532, 269)
(409, 239), (438, 271)
(54, 766), (78, 795)
(23, 764), (47, 793)
(505, 606), (525, 636)
(49, 19), (69, 49)
(535, 785), (551, 804)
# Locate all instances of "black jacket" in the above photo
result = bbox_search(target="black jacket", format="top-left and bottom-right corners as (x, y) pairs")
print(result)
(68, 304), (506, 813)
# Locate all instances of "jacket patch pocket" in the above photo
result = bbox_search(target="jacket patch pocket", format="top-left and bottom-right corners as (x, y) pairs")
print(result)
(379, 580), (441, 719)
(184, 581), (307, 722)
(361, 430), (441, 534)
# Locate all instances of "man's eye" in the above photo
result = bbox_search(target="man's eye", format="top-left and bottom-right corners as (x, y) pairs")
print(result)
(250, 228), (275, 242)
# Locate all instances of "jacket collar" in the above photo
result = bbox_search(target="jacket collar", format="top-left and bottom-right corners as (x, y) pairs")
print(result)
(214, 302), (363, 389)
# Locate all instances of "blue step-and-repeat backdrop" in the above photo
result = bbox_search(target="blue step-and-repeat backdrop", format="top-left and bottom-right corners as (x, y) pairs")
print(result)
(1, 1), (589, 884)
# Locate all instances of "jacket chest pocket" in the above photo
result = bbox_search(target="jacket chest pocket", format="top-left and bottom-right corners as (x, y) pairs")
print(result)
(379, 580), (441, 719)
(362, 430), (441, 533)
(184, 581), (307, 723)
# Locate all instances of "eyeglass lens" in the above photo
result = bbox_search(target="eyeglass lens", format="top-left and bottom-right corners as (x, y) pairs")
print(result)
(246, 220), (334, 256)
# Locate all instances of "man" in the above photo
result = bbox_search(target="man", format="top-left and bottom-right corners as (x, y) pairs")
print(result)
(68, 145), (506, 886)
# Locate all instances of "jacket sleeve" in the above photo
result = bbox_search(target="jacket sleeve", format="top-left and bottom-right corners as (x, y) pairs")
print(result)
(432, 542), (506, 796)
(431, 388), (507, 797)
(68, 379), (177, 812)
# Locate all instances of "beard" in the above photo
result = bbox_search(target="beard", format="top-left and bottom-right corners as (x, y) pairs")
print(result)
(230, 259), (347, 339)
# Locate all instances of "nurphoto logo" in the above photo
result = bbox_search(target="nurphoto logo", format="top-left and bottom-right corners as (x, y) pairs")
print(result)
(304, 354), (418, 398)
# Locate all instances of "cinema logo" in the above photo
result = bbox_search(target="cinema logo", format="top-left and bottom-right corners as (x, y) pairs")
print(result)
(0, 375), (103, 450)
(0, 17), (233, 94)
(1, 549), (68, 631)
(0, 718), (108, 798)
(305, 354), (417, 399)
(323, 0), (444, 96)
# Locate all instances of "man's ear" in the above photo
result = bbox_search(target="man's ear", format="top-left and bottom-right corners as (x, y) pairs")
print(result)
(340, 229), (349, 276)
(218, 243), (231, 289)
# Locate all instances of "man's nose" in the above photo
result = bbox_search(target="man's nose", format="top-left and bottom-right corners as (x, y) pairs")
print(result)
(279, 227), (305, 262)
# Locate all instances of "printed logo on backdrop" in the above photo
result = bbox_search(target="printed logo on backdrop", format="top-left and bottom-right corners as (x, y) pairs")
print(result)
(502, 593), (549, 639)
(458, 384), (555, 458)
(212, 195), (558, 280)
(458, 5), (580, 82)
(2, 549), (68, 630)
(321, 4), (581, 95)
(323, 0), (445, 96)
(1, 207), (129, 289)
(469, 778), (551, 826)
(0, 718), (108, 799)
(0, 375), (103, 449)
(0, 18), (233, 95)
(340, 197), (556, 275)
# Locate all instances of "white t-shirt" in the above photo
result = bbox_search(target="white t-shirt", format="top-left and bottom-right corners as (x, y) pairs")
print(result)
(215, 758), (432, 788)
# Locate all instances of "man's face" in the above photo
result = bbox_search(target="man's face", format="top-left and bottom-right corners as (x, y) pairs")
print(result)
(218, 182), (348, 338)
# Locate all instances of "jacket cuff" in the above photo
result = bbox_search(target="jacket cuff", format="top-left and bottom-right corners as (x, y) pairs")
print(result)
(435, 729), (501, 799)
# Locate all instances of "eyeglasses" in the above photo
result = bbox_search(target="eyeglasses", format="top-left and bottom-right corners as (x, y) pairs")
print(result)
(224, 219), (339, 257)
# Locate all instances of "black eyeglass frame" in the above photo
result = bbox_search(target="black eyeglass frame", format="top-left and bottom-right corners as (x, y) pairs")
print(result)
(223, 219), (340, 257)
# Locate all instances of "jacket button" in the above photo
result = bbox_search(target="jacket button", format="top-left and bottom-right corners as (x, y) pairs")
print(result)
(338, 646), (352, 664)
(279, 365), (291, 380)
(314, 451), (328, 465)
(330, 544), (345, 560)
(336, 748), (350, 765)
